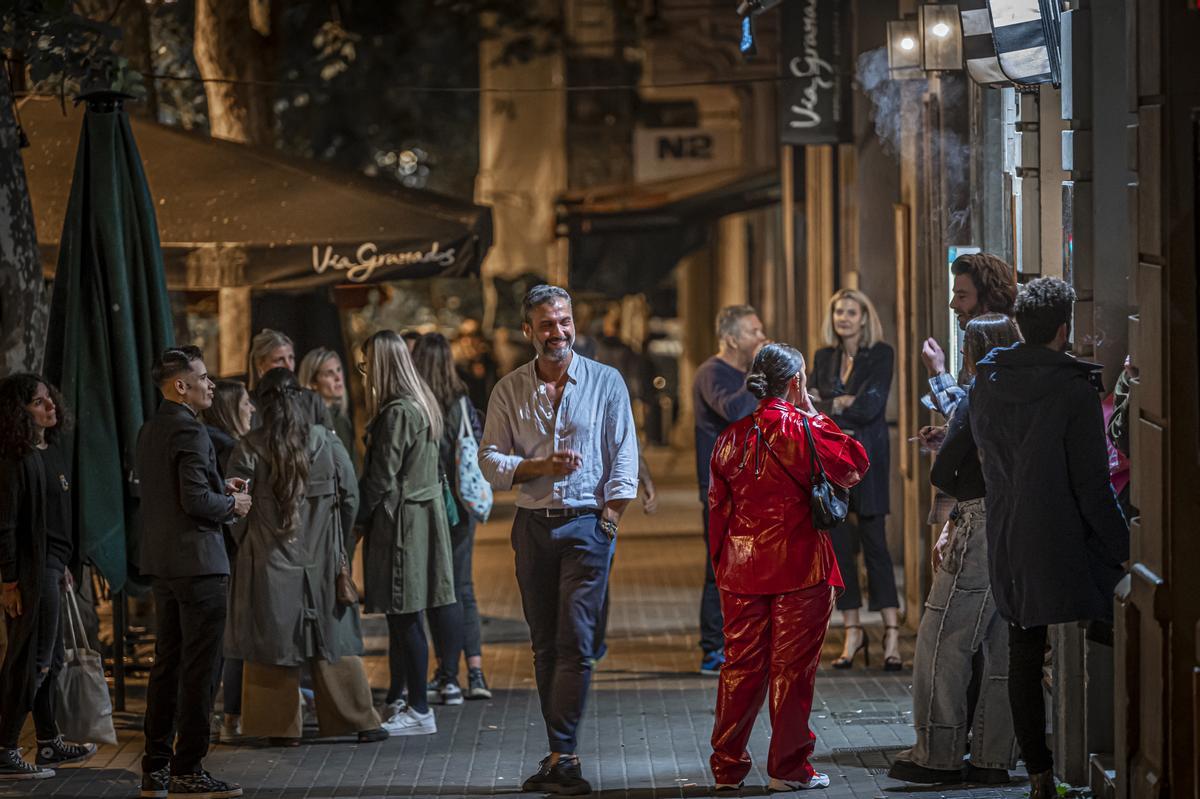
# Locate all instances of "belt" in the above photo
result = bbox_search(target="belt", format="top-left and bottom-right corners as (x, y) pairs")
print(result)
(523, 506), (600, 519)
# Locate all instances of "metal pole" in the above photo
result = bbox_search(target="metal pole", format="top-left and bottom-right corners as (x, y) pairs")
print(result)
(113, 589), (126, 712)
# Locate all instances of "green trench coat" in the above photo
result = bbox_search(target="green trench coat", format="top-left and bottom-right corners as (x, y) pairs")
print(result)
(225, 426), (363, 665)
(357, 398), (455, 616)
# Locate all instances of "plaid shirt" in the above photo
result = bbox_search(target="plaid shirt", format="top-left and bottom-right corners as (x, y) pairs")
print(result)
(923, 371), (968, 525)
(922, 371), (967, 420)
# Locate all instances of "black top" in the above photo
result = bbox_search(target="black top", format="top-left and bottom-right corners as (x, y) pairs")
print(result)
(929, 391), (985, 502)
(135, 400), (235, 580)
(692, 356), (757, 497)
(37, 442), (73, 570)
(206, 424), (237, 478)
(970, 342), (1128, 627)
(810, 342), (894, 516)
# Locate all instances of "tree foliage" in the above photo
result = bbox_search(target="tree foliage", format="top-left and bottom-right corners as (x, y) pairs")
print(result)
(1, 0), (142, 99)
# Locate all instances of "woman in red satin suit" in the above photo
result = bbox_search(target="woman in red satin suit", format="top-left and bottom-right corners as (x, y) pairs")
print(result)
(708, 343), (869, 792)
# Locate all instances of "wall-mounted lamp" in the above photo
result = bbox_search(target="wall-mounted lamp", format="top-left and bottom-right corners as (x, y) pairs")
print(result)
(886, 19), (924, 79)
(919, 4), (964, 72)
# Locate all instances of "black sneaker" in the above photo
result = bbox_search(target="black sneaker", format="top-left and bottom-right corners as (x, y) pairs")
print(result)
(0, 748), (54, 780)
(141, 766), (170, 798)
(167, 770), (243, 798)
(356, 727), (388, 743)
(522, 757), (555, 791)
(36, 736), (97, 767)
(886, 758), (965, 785)
(427, 674), (464, 706)
(466, 667), (492, 700)
(537, 756), (592, 795)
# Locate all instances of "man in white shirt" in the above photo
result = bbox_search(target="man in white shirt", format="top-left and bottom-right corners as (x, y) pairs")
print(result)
(480, 285), (639, 796)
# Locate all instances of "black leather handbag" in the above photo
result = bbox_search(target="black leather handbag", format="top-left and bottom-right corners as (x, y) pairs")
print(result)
(800, 415), (850, 530)
(756, 414), (850, 531)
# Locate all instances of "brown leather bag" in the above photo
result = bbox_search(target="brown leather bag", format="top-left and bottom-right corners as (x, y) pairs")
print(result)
(335, 556), (359, 607)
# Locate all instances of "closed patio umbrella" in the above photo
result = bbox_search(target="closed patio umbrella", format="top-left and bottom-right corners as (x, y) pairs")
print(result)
(43, 91), (174, 597)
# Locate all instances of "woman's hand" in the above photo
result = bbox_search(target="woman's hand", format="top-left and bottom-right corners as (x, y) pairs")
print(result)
(832, 395), (855, 415)
(794, 391), (818, 417)
(931, 521), (952, 572)
(61, 570), (74, 590)
(1, 582), (21, 618)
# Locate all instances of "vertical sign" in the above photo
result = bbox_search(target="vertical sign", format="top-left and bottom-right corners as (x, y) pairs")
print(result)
(779, 0), (852, 144)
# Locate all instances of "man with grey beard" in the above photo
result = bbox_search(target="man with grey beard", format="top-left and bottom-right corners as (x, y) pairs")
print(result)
(480, 285), (639, 796)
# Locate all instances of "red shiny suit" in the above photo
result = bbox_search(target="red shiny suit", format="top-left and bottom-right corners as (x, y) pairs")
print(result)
(707, 398), (869, 785)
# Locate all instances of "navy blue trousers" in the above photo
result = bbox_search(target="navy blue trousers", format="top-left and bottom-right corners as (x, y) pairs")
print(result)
(512, 509), (613, 755)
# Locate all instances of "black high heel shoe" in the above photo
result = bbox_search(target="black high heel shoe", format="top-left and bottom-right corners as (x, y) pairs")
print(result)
(883, 625), (903, 671)
(832, 625), (869, 669)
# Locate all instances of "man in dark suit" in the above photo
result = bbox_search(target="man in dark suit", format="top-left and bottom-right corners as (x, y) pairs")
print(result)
(136, 347), (250, 799)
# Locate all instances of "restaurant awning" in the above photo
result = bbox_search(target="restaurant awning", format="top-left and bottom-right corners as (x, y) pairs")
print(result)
(555, 168), (779, 296)
(20, 98), (492, 291)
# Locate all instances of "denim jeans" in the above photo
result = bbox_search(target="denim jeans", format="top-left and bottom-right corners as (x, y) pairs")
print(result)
(699, 510), (724, 654)
(427, 513), (477, 680)
(512, 508), (613, 754)
(901, 500), (1018, 771)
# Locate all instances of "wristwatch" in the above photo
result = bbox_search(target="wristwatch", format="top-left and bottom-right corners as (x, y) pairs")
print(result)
(599, 517), (619, 540)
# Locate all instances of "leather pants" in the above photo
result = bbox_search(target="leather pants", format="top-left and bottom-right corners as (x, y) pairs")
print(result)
(710, 582), (833, 784)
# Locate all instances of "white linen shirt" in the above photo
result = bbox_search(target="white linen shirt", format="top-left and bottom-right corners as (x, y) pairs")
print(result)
(479, 353), (639, 510)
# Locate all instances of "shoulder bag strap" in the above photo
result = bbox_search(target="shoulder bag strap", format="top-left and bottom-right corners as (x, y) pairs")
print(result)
(801, 415), (829, 482)
(458, 396), (472, 442)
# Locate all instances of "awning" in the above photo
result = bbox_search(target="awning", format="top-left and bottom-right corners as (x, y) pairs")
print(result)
(555, 168), (779, 296)
(20, 98), (492, 291)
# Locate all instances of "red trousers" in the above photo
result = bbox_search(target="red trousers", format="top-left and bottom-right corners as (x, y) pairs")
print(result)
(710, 582), (833, 784)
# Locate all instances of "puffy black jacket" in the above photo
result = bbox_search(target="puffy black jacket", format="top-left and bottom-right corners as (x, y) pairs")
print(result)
(969, 343), (1128, 627)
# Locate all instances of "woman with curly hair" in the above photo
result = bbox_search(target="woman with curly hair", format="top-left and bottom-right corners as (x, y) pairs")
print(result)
(0, 374), (96, 780)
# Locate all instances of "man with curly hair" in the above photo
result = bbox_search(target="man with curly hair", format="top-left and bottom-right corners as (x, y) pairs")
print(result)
(968, 277), (1128, 799)
(921, 252), (1018, 416)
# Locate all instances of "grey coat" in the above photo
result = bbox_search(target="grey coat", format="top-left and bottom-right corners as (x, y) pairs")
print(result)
(225, 426), (362, 665)
(356, 398), (455, 616)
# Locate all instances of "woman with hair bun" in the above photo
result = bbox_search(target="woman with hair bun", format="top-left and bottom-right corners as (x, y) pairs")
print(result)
(708, 343), (869, 792)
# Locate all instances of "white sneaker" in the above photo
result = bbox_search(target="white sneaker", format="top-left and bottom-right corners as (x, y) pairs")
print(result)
(218, 715), (241, 744)
(382, 706), (437, 736)
(769, 773), (831, 791)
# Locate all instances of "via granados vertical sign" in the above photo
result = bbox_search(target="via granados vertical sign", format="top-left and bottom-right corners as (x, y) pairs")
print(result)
(779, 0), (852, 145)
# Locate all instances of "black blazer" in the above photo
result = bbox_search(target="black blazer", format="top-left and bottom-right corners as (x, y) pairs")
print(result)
(136, 401), (234, 579)
(810, 341), (894, 516)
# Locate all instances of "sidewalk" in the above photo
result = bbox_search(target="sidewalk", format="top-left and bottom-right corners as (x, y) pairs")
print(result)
(7, 464), (1029, 799)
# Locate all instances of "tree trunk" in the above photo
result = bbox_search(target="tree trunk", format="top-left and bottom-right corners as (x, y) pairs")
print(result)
(193, 0), (276, 145)
(0, 81), (49, 375)
(76, 0), (159, 118)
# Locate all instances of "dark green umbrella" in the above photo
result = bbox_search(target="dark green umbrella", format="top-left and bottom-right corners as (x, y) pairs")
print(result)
(44, 92), (174, 595)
